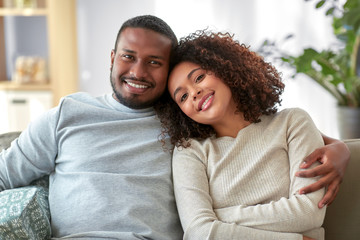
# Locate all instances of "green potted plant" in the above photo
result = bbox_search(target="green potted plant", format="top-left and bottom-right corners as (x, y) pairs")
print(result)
(260, 0), (360, 138)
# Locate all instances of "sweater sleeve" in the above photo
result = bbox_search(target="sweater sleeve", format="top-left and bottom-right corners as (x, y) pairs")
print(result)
(0, 102), (60, 190)
(173, 148), (302, 240)
(214, 108), (326, 233)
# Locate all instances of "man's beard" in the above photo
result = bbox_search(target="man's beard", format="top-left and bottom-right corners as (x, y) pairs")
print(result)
(110, 73), (158, 109)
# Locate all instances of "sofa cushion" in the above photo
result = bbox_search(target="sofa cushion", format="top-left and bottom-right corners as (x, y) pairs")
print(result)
(323, 139), (360, 240)
(0, 184), (51, 240)
(0, 132), (21, 152)
(0, 132), (51, 239)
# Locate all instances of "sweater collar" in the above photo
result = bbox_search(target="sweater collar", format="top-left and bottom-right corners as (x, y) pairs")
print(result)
(105, 93), (155, 114)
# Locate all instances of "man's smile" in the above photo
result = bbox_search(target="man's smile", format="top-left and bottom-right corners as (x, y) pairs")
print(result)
(126, 81), (150, 89)
(121, 77), (153, 94)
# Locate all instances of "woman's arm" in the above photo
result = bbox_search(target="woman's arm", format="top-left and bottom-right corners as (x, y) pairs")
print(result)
(215, 109), (326, 233)
(296, 134), (350, 208)
(173, 149), (302, 240)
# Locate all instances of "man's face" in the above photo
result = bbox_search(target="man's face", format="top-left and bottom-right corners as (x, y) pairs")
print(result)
(110, 27), (172, 109)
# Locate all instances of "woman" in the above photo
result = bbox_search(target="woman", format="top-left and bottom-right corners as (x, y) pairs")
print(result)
(155, 30), (326, 240)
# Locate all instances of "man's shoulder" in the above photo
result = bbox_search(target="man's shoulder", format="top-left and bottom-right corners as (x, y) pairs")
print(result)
(59, 92), (110, 109)
(62, 92), (97, 103)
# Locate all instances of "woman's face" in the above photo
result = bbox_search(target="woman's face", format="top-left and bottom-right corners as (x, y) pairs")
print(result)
(168, 61), (237, 126)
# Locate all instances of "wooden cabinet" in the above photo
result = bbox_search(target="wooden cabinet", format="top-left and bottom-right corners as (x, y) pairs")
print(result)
(0, 88), (52, 133)
(0, 0), (78, 106)
(0, 0), (78, 133)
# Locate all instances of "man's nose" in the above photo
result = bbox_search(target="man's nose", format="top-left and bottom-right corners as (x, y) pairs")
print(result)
(129, 61), (148, 79)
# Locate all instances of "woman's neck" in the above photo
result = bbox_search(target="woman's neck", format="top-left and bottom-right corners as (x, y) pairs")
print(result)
(212, 112), (251, 138)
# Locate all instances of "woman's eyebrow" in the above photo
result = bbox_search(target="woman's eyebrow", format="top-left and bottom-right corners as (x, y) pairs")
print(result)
(173, 87), (182, 99)
(187, 67), (201, 80)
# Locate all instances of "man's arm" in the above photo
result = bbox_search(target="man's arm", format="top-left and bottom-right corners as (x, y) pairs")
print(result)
(0, 103), (61, 190)
(296, 134), (350, 208)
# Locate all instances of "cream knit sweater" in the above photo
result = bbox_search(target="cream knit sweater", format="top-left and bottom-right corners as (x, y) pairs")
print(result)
(173, 108), (326, 240)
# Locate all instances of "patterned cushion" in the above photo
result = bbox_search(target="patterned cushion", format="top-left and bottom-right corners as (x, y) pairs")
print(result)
(0, 178), (51, 240)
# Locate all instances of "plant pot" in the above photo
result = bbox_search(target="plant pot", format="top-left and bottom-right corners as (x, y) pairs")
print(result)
(337, 106), (360, 139)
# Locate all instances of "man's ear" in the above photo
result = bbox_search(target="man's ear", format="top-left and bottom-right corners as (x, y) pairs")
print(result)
(110, 49), (115, 67)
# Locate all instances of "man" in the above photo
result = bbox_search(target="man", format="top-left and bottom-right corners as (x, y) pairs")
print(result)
(0, 15), (350, 239)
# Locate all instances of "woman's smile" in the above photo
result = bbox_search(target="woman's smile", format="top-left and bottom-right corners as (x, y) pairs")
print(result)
(198, 92), (214, 111)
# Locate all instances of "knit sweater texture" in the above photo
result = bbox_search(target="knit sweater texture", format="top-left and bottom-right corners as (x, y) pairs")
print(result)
(0, 92), (183, 239)
(173, 108), (326, 240)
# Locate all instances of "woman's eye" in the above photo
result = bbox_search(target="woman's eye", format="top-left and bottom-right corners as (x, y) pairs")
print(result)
(180, 93), (188, 102)
(195, 74), (205, 83)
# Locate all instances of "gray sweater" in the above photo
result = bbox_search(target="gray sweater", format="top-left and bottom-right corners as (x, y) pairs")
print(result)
(0, 92), (183, 239)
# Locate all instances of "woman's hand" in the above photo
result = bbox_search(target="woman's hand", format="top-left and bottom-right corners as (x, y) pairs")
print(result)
(295, 135), (350, 208)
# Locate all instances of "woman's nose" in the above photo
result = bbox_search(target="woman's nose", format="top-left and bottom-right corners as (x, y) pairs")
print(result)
(192, 89), (202, 100)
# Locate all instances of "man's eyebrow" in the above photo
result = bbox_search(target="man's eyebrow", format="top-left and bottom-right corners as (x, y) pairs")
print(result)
(122, 48), (165, 60)
(173, 67), (201, 99)
(122, 48), (136, 54)
(149, 55), (165, 60)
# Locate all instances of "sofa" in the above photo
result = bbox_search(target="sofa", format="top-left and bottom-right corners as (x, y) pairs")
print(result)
(0, 132), (359, 239)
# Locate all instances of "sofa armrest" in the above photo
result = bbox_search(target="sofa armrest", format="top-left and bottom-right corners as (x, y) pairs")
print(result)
(323, 138), (360, 240)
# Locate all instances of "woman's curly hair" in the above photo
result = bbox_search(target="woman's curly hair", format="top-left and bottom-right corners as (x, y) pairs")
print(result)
(154, 29), (284, 149)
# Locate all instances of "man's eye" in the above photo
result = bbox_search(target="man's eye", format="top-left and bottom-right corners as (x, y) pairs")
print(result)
(121, 54), (134, 61)
(195, 74), (205, 83)
(180, 93), (188, 102)
(149, 60), (161, 66)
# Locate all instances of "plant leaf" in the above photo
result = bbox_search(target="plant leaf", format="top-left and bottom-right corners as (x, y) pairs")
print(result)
(326, 7), (335, 15)
(316, 0), (326, 8)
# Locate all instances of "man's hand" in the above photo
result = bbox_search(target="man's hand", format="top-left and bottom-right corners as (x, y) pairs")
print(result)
(303, 236), (315, 240)
(296, 135), (350, 208)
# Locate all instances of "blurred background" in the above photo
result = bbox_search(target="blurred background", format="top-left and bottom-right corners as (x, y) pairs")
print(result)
(0, 0), (352, 138)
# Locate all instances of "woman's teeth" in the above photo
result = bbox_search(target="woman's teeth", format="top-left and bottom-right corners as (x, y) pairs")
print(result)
(201, 95), (213, 110)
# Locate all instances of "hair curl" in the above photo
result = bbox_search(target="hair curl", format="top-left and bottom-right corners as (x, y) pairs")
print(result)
(154, 30), (284, 149)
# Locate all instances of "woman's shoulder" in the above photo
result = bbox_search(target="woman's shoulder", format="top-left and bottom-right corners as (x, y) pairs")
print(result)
(280, 108), (313, 121)
(277, 107), (309, 116)
(173, 137), (216, 163)
(271, 108), (313, 122)
(259, 108), (314, 132)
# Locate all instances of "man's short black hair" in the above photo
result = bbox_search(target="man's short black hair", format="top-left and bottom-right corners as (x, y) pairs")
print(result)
(114, 15), (178, 52)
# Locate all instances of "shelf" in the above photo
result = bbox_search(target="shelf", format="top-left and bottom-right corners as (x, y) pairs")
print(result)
(0, 0), (78, 105)
(0, 8), (47, 16)
(0, 81), (51, 91)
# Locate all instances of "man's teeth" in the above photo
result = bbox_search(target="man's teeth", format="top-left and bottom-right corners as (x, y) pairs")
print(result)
(127, 82), (148, 89)
(201, 95), (213, 109)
